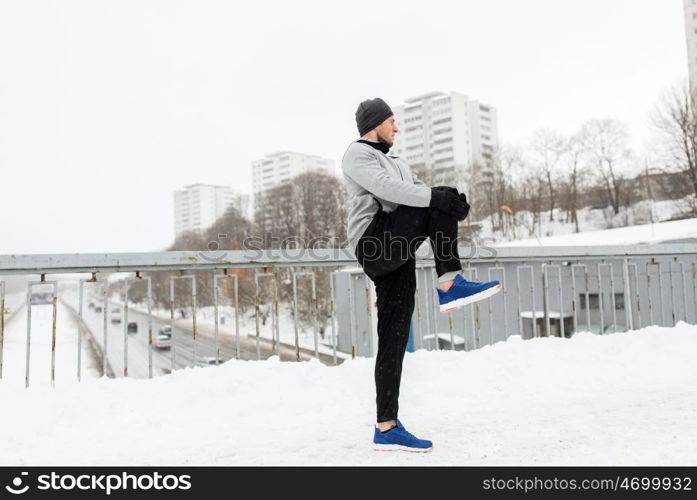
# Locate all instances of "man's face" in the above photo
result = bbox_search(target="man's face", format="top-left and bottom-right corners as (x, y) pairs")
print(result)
(375, 116), (398, 146)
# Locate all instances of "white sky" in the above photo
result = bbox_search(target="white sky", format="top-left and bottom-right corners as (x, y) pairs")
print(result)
(0, 0), (687, 254)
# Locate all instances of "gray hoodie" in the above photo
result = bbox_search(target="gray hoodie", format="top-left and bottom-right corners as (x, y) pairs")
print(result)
(341, 137), (432, 252)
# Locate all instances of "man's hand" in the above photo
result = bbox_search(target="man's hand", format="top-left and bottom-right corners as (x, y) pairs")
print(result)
(457, 193), (470, 221)
(429, 188), (469, 220)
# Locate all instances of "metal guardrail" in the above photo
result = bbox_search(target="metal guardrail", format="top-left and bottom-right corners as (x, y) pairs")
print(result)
(330, 244), (697, 356)
(1, 244), (697, 387)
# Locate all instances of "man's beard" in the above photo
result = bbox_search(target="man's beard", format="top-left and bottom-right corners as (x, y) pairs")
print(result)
(377, 134), (393, 147)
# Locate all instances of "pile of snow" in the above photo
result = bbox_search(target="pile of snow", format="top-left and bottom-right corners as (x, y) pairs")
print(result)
(0, 322), (695, 466)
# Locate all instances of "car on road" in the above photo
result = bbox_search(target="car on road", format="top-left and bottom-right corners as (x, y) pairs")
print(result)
(94, 305), (103, 313)
(88, 302), (95, 309)
(127, 321), (138, 333)
(196, 356), (224, 367)
(111, 307), (122, 324)
(153, 332), (172, 349)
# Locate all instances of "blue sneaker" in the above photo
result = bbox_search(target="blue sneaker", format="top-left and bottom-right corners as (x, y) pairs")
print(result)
(373, 419), (433, 453)
(437, 273), (502, 312)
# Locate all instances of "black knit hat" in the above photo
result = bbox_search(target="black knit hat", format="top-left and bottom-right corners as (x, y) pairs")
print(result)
(355, 98), (393, 136)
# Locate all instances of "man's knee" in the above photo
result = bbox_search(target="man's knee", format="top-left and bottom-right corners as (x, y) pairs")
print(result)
(432, 185), (459, 195)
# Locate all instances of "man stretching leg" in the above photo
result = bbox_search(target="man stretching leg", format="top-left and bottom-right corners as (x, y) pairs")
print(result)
(341, 97), (502, 452)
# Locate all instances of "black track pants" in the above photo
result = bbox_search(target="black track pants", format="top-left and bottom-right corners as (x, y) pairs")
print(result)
(355, 200), (463, 422)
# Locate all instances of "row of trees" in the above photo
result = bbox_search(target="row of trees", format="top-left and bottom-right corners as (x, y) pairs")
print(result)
(466, 82), (697, 238)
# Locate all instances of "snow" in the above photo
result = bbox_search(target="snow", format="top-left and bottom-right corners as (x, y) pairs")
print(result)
(0, 322), (695, 465)
(478, 197), (697, 246)
(499, 218), (697, 247)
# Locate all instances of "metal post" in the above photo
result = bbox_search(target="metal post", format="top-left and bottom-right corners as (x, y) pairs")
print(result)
(414, 269), (422, 351)
(292, 271), (320, 360)
(597, 262), (605, 334)
(668, 261), (676, 326)
(430, 267), (440, 350)
(422, 268), (433, 350)
(541, 264), (550, 337)
(623, 259), (633, 331)
(215, 272), (239, 362)
(646, 262), (655, 326)
(363, 274), (371, 358)
(214, 275), (221, 363)
(255, 272), (276, 360)
(464, 267), (480, 346)
(25, 279), (58, 388)
(571, 264), (581, 332)
(234, 274), (240, 360)
(77, 280), (84, 381)
(25, 284), (31, 388)
(170, 274), (197, 368)
(146, 276), (153, 378)
(556, 265), (565, 338)
(254, 274), (261, 360)
(516, 265), (536, 339)
(124, 273), (152, 378)
(123, 280), (129, 377)
(632, 263), (641, 329)
(169, 278), (176, 370)
(693, 262), (697, 324)
(657, 261), (665, 326)
(102, 282), (108, 377)
(599, 263), (616, 332)
(50, 281), (57, 388)
(329, 271), (338, 365)
(292, 274), (300, 361)
(680, 262), (688, 323)
(310, 271), (318, 359)
(347, 274), (356, 359)
(273, 274), (280, 358)
(488, 266), (507, 342)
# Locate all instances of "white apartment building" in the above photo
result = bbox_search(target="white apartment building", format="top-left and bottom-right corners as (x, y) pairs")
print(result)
(390, 91), (499, 183)
(251, 151), (335, 195)
(173, 183), (249, 238)
(684, 0), (697, 91)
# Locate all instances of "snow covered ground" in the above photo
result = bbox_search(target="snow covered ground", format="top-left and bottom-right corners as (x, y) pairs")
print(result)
(479, 197), (697, 246)
(0, 322), (695, 465)
(499, 217), (697, 247)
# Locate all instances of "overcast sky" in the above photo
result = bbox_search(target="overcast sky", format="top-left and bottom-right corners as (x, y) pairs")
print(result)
(0, 0), (687, 254)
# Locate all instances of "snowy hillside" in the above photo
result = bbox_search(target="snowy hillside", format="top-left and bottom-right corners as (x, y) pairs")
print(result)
(0, 323), (695, 465)
(477, 197), (696, 245)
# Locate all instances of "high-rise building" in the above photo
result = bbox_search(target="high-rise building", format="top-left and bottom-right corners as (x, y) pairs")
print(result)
(173, 183), (248, 238)
(390, 91), (499, 185)
(251, 151), (335, 195)
(684, 0), (697, 90)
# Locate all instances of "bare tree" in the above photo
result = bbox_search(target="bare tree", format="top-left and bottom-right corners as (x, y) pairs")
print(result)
(651, 82), (697, 214)
(530, 128), (567, 221)
(252, 170), (348, 334)
(581, 118), (632, 215)
(562, 132), (590, 232)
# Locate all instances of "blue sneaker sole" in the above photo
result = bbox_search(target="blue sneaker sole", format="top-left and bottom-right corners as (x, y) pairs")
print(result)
(373, 443), (434, 453)
(440, 282), (502, 313)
